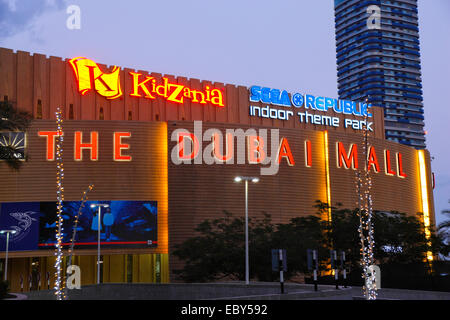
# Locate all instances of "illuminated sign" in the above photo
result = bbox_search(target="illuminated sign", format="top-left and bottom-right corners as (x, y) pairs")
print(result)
(250, 86), (372, 117)
(0, 132), (26, 160)
(418, 150), (433, 261)
(0, 201), (158, 251)
(249, 86), (373, 131)
(171, 122), (407, 179)
(38, 131), (132, 161)
(69, 57), (122, 99)
(130, 73), (224, 107)
(69, 57), (225, 107)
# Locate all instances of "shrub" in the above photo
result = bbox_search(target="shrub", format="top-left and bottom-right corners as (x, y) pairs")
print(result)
(0, 280), (10, 300)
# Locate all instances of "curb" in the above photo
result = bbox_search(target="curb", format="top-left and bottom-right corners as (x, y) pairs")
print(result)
(4, 293), (28, 300)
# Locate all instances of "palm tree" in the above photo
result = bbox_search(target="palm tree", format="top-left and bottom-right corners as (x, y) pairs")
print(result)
(0, 100), (32, 170)
(437, 202), (450, 260)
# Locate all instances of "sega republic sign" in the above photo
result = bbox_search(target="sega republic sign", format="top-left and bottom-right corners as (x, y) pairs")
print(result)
(249, 86), (373, 132)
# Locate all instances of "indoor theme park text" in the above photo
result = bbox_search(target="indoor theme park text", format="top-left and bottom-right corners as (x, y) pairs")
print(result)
(249, 86), (373, 131)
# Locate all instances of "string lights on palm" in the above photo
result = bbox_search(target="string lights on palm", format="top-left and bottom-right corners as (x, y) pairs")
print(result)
(63, 184), (94, 299)
(355, 110), (378, 300)
(54, 107), (65, 300)
(67, 184), (95, 268)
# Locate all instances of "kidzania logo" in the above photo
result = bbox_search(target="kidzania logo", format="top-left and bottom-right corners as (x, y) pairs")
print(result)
(69, 57), (122, 100)
(69, 57), (225, 107)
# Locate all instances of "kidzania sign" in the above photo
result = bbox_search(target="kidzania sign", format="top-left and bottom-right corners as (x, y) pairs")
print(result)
(249, 86), (373, 131)
(69, 57), (225, 107)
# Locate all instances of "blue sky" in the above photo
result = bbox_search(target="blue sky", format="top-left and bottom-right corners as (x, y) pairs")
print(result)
(0, 0), (449, 226)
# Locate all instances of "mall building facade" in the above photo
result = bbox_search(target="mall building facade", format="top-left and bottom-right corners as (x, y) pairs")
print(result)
(0, 48), (435, 292)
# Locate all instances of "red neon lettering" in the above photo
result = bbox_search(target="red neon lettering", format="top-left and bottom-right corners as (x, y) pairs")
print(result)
(205, 86), (211, 102)
(178, 132), (199, 160)
(167, 82), (185, 104)
(38, 131), (61, 161)
(129, 72), (156, 99)
(69, 57), (122, 99)
(337, 142), (358, 170)
(210, 89), (225, 107)
(70, 57), (225, 107)
(74, 131), (98, 161)
(212, 133), (233, 162)
(191, 90), (206, 104)
(156, 77), (169, 98)
(396, 152), (407, 178)
(277, 138), (295, 166)
(248, 136), (266, 164)
(384, 150), (396, 176)
(367, 146), (380, 173)
(114, 132), (132, 161)
(128, 73), (224, 107)
(305, 140), (312, 167)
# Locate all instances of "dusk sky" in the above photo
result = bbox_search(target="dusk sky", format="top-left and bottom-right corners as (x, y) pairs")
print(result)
(0, 0), (449, 226)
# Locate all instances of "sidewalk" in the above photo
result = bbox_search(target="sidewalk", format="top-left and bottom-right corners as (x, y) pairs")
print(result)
(305, 286), (450, 300)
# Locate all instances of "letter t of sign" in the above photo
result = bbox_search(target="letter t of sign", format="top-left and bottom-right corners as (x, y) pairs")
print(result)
(38, 131), (62, 161)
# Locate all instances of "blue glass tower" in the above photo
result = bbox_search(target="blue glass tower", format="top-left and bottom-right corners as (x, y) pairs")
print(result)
(334, 0), (426, 148)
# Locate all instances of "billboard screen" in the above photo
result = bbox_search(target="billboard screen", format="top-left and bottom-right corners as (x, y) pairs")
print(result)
(0, 201), (157, 251)
(0, 202), (40, 251)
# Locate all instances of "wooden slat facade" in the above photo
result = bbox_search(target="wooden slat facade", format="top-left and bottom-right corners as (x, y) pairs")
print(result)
(0, 120), (168, 258)
(0, 47), (384, 137)
(167, 121), (435, 276)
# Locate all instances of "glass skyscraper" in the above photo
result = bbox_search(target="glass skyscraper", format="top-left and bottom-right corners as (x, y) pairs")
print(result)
(334, 0), (426, 148)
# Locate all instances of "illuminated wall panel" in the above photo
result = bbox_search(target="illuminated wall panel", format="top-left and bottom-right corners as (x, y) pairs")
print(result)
(0, 121), (169, 259)
(418, 149), (433, 261)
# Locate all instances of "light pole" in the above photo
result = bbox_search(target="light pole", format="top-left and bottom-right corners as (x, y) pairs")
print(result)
(90, 204), (109, 284)
(0, 229), (17, 281)
(234, 176), (259, 285)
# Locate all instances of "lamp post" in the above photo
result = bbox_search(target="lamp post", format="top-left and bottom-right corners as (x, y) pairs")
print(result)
(234, 176), (259, 285)
(90, 204), (109, 284)
(0, 229), (17, 281)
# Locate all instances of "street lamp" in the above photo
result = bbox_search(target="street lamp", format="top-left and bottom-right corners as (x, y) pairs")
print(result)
(234, 176), (260, 285)
(90, 203), (109, 284)
(0, 229), (17, 281)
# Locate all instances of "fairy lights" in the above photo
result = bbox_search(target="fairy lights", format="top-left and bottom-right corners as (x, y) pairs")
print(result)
(355, 112), (377, 300)
(63, 184), (95, 299)
(54, 107), (65, 300)
(67, 184), (95, 267)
